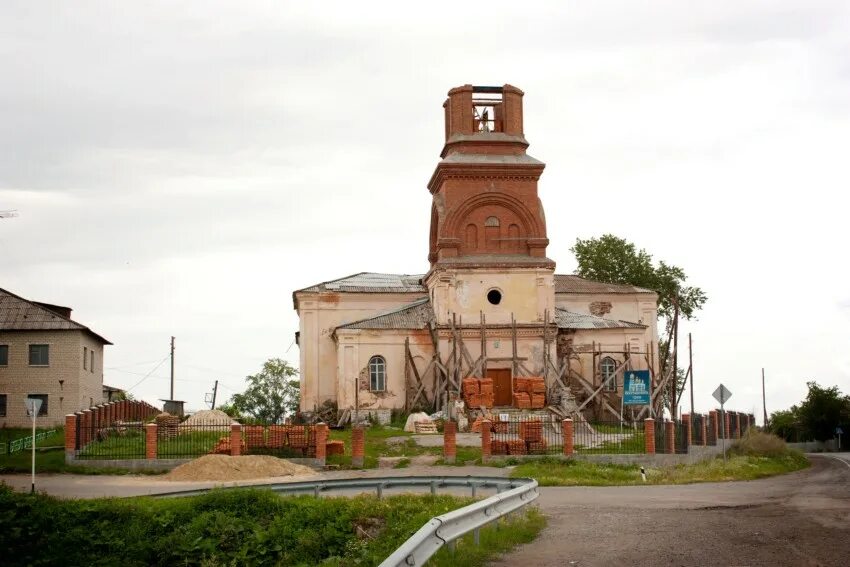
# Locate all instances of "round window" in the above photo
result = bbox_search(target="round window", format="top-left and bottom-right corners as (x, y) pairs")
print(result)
(487, 289), (502, 305)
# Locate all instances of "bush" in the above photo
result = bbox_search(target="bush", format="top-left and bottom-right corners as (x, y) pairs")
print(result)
(730, 430), (791, 458)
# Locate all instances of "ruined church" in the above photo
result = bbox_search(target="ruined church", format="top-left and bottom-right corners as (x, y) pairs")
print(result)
(294, 84), (659, 422)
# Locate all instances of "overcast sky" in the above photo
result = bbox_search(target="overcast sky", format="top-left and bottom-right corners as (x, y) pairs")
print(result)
(2, 1), (848, 420)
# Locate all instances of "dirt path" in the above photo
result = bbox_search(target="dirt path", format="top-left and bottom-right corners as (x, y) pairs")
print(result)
(491, 454), (850, 567)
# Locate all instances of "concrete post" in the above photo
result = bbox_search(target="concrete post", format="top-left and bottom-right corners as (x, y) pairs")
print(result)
(351, 426), (365, 468)
(314, 423), (328, 467)
(644, 418), (655, 454)
(562, 419), (574, 456)
(230, 423), (242, 457)
(665, 420), (675, 454)
(481, 420), (492, 462)
(443, 420), (457, 464)
(145, 423), (157, 460)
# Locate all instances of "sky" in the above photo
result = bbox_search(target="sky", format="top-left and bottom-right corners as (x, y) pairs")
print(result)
(2, 1), (848, 421)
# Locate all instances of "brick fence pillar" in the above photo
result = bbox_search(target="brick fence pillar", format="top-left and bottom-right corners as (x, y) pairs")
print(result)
(315, 423), (328, 467)
(735, 413), (742, 439)
(701, 414), (708, 446)
(65, 414), (78, 462)
(351, 426), (365, 468)
(644, 418), (655, 454)
(723, 411), (730, 440)
(683, 413), (692, 445)
(230, 424), (242, 457)
(82, 410), (92, 446)
(709, 410), (718, 442)
(145, 423), (157, 459)
(481, 420), (492, 462)
(562, 419), (574, 456)
(443, 420), (457, 464)
(665, 420), (675, 454)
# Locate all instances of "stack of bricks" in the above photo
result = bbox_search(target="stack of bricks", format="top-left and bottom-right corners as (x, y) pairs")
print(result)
(326, 440), (345, 455)
(155, 413), (179, 440)
(513, 377), (546, 409)
(244, 425), (265, 449)
(519, 420), (547, 453)
(461, 378), (495, 408)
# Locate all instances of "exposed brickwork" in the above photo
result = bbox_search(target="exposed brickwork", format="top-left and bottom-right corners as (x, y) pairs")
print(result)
(709, 410), (719, 442)
(665, 420), (675, 454)
(82, 410), (92, 445)
(230, 424), (242, 457)
(724, 412), (731, 440)
(644, 419), (655, 454)
(683, 414), (692, 445)
(701, 415), (708, 445)
(351, 426), (365, 468)
(735, 413), (742, 439)
(314, 423), (329, 465)
(562, 419), (574, 455)
(481, 420), (492, 461)
(145, 423), (157, 459)
(443, 420), (457, 464)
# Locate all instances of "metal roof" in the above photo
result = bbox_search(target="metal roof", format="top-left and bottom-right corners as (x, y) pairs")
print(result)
(554, 308), (646, 330)
(554, 274), (655, 295)
(0, 288), (112, 344)
(295, 272), (426, 294)
(336, 298), (435, 331)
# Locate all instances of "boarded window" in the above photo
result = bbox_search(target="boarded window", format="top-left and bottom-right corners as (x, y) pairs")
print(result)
(465, 224), (478, 250)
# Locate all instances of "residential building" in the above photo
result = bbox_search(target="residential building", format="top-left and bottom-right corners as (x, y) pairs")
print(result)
(0, 288), (111, 427)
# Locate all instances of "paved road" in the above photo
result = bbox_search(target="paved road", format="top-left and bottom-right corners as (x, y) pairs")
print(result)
(493, 454), (850, 567)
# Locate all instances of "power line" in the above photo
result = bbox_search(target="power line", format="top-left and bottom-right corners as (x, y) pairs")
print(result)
(126, 356), (169, 393)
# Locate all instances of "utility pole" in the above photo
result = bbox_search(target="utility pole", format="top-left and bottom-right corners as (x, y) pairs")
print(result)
(762, 368), (768, 427)
(170, 336), (175, 400)
(211, 380), (218, 410)
(689, 333), (695, 418)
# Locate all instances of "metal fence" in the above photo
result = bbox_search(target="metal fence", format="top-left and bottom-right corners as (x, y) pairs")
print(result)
(157, 424), (230, 458)
(489, 416), (648, 455)
(76, 423), (146, 460)
(242, 425), (317, 458)
(4, 430), (57, 455)
(653, 419), (689, 454)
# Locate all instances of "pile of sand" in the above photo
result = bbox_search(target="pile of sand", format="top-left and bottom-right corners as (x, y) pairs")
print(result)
(164, 455), (317, 482)
(181, 409), (236, 431)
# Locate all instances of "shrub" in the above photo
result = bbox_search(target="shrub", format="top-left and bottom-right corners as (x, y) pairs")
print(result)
(730, 429), (791, 458)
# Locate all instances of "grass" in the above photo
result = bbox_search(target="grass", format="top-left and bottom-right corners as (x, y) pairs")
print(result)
(0, 485), (545, 567)
(0, 427), (65, 448)
(509, 431), (810, 486)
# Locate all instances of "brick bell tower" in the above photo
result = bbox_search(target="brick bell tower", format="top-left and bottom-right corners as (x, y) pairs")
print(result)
(424, 84), (556, 327)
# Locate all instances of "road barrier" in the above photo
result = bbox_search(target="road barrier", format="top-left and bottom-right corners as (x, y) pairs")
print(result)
(151, 475), (540, 567)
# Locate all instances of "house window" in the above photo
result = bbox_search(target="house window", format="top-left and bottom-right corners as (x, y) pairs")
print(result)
(83, 347), (88, 369)
(90, 350), (95, 373)
(368, 356), (386, 392)
(0, 345), (8, 366)
(29, 345), (49, 366)
(27, 394), (48, 416)
(0, 394), (6, 417)
(601, 357), (618, 391)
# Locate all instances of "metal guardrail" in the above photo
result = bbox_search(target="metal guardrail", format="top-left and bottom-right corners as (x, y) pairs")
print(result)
(152, 475), (540, 566)
(6, 430), (57, 454)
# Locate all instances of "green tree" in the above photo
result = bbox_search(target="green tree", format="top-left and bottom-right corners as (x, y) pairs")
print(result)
(769, 407), (801, 441)
(796, 382), (850, 441)
(229, 359), (300, 424)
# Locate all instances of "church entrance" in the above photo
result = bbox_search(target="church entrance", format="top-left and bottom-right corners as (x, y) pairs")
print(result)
(489, 369), (513, 406)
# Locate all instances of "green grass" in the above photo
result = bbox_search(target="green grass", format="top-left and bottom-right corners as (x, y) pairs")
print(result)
(0, 427), (65, 448)
(509, 452), (810, 486)
(0, 485), (544, 567)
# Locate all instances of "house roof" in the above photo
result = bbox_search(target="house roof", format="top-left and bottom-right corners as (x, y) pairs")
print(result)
(554, 274), (655, 295)
(295, 272), (426, 294)
(554, 308), (646, 330)
(336, 298), (435, 331)
(0, 288), (112, 344)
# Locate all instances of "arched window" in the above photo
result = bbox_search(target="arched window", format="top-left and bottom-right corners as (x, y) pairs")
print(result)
(369, 356), (386, 392)
(601, 357), (618, 391)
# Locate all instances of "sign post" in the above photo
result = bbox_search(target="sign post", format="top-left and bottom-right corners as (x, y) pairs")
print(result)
(25, 397), (43, 494)
(836, 427), (843, 450)
(712, 384), (733, 464)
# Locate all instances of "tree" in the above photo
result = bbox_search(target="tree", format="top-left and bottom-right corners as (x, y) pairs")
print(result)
(796, 382), (850, 441)
(228, 358), (300, 424)
(769, 407), (801, 442)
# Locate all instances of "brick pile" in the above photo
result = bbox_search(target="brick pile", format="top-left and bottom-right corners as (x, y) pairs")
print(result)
(461, 378), (495, 408)
(513, 377), (546, 409)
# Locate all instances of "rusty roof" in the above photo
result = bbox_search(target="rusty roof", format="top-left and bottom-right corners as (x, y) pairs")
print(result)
(555, 308), (646, 330)
(0, 288), (112, 344)
(554, 274), (655, 295)
(336, 298), (435, 331)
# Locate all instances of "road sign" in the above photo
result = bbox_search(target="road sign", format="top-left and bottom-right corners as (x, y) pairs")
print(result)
(25, 398), (42, 417)
(623, 370), (651, 405)
(836, 427), (844, 436)
(712, 384), (733, 405)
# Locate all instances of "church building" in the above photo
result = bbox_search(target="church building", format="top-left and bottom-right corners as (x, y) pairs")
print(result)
(294, 84), (659, 422)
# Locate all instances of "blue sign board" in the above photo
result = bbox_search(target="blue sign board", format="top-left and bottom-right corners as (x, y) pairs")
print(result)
(623, 370), (651, 405)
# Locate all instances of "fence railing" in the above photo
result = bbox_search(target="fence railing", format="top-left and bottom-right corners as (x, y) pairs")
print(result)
(151, 475), (540, 567)
(5, 430), (57, 455)
(76, 424), (146, 460)
(489, 416), (648, 455)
